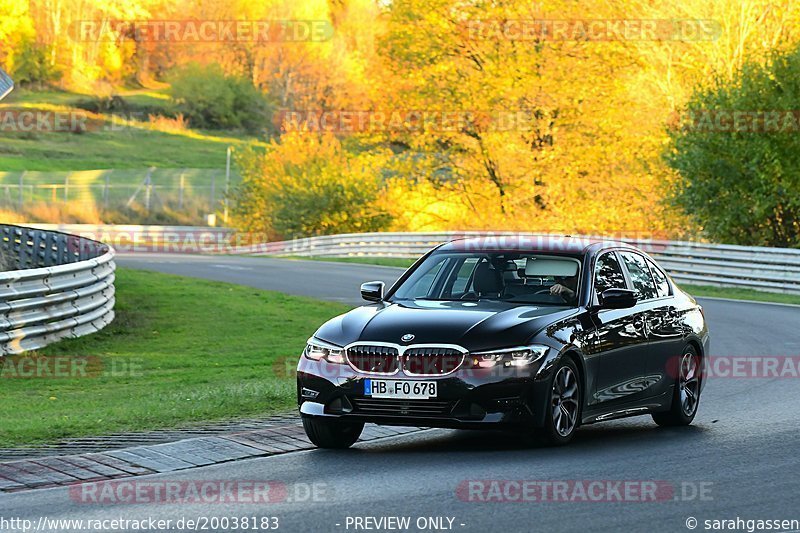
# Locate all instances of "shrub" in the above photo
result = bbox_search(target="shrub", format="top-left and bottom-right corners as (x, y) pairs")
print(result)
(169, 63), (270, 134)
(10, 38), (60, 88)
(665, 47), (800, 247)
(231, 132), (392, 239)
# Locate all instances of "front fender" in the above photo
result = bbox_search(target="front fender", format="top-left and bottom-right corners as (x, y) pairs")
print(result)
(529, 346), (586, 428)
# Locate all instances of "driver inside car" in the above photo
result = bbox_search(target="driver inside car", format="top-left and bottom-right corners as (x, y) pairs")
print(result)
(550, 275), (578, 302)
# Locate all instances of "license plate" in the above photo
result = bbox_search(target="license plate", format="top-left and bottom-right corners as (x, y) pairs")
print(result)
(364, 379), (437, 399)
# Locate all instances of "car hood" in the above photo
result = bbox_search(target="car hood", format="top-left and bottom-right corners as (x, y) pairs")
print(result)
(314, 299), (577, 352)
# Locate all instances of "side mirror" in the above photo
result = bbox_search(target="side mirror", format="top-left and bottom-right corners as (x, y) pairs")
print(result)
(597, 288), (638, 310)
(360, 281), (384, 302)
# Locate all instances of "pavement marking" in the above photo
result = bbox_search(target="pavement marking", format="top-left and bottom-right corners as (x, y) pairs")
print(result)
(210, 264), (255, 271)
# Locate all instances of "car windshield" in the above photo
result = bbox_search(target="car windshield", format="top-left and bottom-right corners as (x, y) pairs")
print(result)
(390, 252), (582, 306)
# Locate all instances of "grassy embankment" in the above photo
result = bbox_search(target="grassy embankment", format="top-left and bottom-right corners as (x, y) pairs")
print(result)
(0, 268), (349, 447)
(0, 89), (265, 223)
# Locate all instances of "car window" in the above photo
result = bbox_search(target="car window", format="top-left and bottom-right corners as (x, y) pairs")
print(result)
(620, 252), (658, 300)
(594, 252), (627, 295)
(400, 256), (447, 298)
(391, 252), (580, 306)
(450, 257), (479, 295)
(646, 258), (671, 298)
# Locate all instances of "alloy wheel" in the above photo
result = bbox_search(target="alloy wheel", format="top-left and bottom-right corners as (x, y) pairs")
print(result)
(678, 352), (700, 416)
(551, 366), (579, 437)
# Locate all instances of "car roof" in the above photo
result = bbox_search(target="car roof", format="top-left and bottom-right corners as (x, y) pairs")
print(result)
(437, 235), (631, 256)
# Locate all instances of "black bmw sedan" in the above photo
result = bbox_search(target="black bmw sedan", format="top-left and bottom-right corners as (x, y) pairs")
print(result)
(297, 236), (709, 447)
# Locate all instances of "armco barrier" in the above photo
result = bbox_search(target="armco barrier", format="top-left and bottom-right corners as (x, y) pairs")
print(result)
(26, 224), (236, 253)
(229, 231), (800, 295)
(11, 225), (798, 295)
(0, 224), (115, 355)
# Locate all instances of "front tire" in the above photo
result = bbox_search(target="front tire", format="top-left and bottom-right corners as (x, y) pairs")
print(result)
(652, 346), (701, 427)
(535, 357), (582, 446)
(302, 417), (364, 449)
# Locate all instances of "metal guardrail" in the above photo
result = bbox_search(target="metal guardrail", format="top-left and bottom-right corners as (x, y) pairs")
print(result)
(231, 231), (800, 295)
(26, 224), (236, 253)
(11, 224), (796, 295)
(0, 224), (115, 355)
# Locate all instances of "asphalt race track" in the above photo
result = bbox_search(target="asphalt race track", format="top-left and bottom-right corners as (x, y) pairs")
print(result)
(2, 254), (799, 533)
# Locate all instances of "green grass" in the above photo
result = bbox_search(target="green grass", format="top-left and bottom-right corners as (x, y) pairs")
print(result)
(0, 268), (349, 447)
(0, 89), (261, 171)
(280, 257), (800, 306)
(2, 90), (88, 106)
(0, 126), (249, 171)
(1, 136), (232, 171)
(680, 284), (800, 306)
(116, 88), (173, 109)
(2, 88), (172, 113)
(0, 89), (260, 221)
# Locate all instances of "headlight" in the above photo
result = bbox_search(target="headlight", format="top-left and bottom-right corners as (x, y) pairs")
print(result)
(304, 338), (346, 364)
(471, 345), (549, 368)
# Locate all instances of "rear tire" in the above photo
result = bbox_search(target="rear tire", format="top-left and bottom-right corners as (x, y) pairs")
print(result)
(302, 417), (364, 449)
(534, 357), (582, 446)
(652, 346), (701, 427)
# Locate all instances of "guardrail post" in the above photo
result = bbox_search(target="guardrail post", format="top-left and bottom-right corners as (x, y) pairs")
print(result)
(145, 173), (152, 213)
(210, 173), (216, 211)
(179, 172), (185, 209)
(18, 171), (24, 210)
(103, 170), (111, 209)
(224, 147), (232, 224)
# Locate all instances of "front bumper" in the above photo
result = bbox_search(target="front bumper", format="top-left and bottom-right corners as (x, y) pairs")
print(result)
(296, 356), (551, 429)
